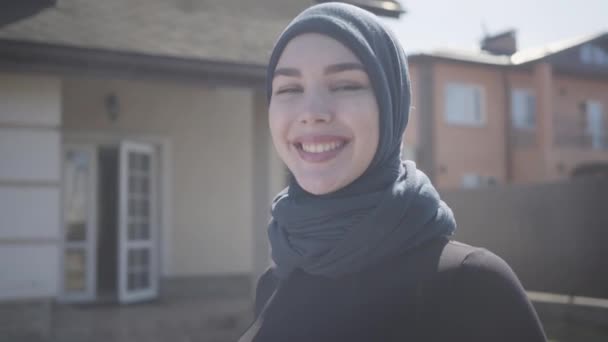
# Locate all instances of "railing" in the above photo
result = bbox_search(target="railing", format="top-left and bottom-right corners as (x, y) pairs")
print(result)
(554, 114), (608, 150)
(554, 133), (608, 150)
(510, 114), (608, 150)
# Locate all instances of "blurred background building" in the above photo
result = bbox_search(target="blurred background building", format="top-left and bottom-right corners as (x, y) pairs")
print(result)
(404, 30), (608, 189)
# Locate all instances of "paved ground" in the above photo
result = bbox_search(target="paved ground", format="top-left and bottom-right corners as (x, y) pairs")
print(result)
(536, 302), (608, 342)
(1, 297), (252, 342)
(2, 298), (608, 342)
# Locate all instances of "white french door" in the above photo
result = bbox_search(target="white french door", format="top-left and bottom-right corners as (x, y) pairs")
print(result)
(60, 145), (97, 302)
(118, 141), (159, 303)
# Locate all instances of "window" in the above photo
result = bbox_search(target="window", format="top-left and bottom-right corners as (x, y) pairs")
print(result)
(445, 83), (485, 126)
(581, 44), (593, 64)
(511, 89), (536, 130)
(580, 44), (608, 65)
(462, 173), (481, 189)
(461, 173), (497, 189)
(585, 100), (605, 150)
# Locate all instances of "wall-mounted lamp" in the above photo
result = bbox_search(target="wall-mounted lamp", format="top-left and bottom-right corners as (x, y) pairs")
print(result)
(104, 93), (120, 122)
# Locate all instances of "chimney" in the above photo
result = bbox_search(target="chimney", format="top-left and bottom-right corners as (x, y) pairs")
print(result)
(481, 29), (517, 55)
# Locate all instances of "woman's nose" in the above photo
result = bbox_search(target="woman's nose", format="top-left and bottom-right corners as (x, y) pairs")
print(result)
(297, 91), (332, 124)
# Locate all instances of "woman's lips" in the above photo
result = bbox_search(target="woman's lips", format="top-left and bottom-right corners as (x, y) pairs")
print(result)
(291, 136), (349, 163)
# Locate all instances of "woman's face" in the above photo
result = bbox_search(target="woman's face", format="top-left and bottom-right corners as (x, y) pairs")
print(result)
(269, 33), (380, 195)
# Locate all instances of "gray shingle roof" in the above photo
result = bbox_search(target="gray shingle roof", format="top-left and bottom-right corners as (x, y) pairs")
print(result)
(0, 0), (311, 65)
(410, 31), (608, 66)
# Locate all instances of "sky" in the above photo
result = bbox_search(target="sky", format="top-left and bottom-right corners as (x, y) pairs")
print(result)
(380, 0), (608, 54)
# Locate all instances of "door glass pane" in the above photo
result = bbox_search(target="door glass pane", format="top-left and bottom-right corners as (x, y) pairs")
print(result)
(63, 150), (90, 242)
(139, 177), (149, 195)
(128, 249), (150, 272)
(127, 271), (150, 291)
(65, 249), (86, 291)
(139, 272), (150, 288)
(127, 151), (151, 241)
(128, 154), (141, 172)
(140, 155), (150, 171)
(140, 221), (150, 239)
(128, 221), (138, 240)
(128, 272), (138, 291)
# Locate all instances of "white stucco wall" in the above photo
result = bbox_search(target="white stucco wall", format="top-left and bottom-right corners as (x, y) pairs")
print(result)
(0, 73), (62, 300)
(62, 77), (255, 276)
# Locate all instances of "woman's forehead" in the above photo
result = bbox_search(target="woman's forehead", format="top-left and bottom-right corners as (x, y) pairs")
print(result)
(275, 33), (362, 70)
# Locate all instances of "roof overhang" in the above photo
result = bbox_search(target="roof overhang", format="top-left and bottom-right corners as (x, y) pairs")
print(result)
(0, 0), (56, 27)
(0, 39), (267, 84)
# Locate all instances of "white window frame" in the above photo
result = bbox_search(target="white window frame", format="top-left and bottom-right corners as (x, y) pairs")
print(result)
(511, 88), (536, 130)
(444, 82), (486, 127)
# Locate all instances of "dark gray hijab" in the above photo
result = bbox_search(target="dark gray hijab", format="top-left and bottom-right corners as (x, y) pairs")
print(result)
(266, 2), (456, 279)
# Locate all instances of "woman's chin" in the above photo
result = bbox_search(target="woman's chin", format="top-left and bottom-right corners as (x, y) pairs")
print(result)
(296, 177), (342, 196)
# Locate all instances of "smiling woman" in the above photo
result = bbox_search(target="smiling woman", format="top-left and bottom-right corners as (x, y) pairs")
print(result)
(269, 33), (379, 195)
(239, 3), (547, 342)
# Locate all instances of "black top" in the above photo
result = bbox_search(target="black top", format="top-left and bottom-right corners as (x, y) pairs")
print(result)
(239, 238), (547, 342)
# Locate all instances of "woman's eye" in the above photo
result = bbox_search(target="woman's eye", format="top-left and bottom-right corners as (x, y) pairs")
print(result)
(330, 83), (365, 92)
(275, 86), (303, 95)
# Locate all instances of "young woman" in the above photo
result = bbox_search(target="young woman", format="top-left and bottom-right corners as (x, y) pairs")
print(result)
(240, 3), (547, 341)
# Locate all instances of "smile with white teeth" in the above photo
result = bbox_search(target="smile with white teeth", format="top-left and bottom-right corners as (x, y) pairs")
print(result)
(300, 141), (344, 153)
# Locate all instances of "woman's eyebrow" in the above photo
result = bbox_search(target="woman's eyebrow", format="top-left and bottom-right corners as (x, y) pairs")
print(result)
(273, 62), (365, 79)
(273, 67), (300, 79)
(324, 62), (365, 75)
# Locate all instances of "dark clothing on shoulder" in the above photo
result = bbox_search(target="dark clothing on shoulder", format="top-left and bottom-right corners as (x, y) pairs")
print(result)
(239, 238), (547, 342)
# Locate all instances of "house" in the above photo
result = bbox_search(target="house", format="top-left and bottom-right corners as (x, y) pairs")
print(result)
(0, 0), (314, 306)
(0, 0), (407, 310)
(405, 30), (608, 189)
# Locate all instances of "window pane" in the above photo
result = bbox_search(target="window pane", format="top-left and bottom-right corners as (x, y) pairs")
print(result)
(140, 154), (150, 171)
(140, 249), (149, 268)
(139, 272), (150, 289)
(64, 150), (90, 242)
(511, 89), (535, 130)
(128, 272), (137, 291)
(129, 176), (150, 196)
(128, 152), (139, 171)
(462, 173), (481, 189)
(593, 46), (604, 64)
(586, 101), (604, 149)
(129, 175), (138, 193)
(65, 250), (86, 291)
(128, 249), (150, 271)
(581, 44), (593, 63)
(511, 91), (524, 127)
(140, 177), (150, 195)
(445, 83), (483, 125)
(140, 222), (150, 240)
